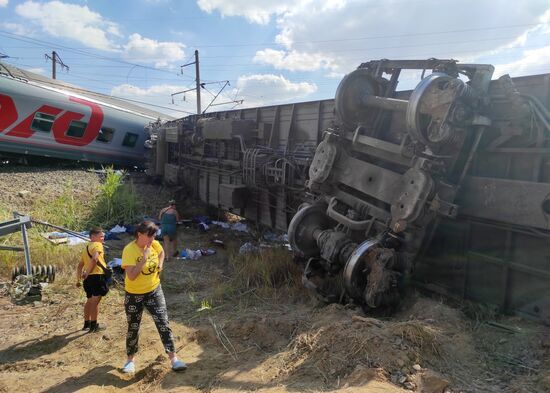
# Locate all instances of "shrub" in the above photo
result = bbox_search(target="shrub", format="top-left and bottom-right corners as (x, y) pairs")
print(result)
(88, 167), (141, 227)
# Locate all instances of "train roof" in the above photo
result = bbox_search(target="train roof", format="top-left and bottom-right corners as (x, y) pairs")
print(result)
(0, 61), (176, 121)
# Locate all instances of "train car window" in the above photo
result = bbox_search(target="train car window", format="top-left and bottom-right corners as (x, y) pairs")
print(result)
(97, 127), (115, 143)
(31, 112), (56, 132)
(122, 132), (139, 147)
(66, 120), (87, 138)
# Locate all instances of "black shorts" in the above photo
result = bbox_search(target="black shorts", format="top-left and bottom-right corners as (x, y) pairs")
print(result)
(83, 274), (109, 298)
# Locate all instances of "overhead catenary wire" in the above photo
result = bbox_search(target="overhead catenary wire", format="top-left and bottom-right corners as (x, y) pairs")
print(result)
(1, 21), (547, 115)
(4, 33), (546, 66)
(1, 63), (194, 114)
(187, 23), (541, 48)
(106, 96), (196, 114)
(0, 22), (544, 68)
(2, 33), (546, 81)
(0, 30), (196, 80)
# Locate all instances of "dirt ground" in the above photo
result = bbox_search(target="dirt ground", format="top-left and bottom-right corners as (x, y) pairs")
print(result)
(0, 166), (549, 393)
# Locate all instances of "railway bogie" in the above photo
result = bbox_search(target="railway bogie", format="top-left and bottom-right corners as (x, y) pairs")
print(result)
(149, 59), (550, 324)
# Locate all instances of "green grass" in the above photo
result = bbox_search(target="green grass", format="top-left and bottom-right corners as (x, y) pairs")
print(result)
(0, 210), (85, 278)
(88, 167), (142, 227)
(0, 167), (142, 278)
(33, 180), (90, 230)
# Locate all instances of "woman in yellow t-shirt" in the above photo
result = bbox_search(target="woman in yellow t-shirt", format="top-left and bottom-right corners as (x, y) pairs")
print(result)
(120, 221), (187, 373)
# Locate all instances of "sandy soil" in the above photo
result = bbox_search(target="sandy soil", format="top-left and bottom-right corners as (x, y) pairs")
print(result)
(0, 166), (549, 393)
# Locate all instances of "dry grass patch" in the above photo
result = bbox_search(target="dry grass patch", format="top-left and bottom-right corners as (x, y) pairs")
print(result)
(388, 320), (443, 357)
(0, 206), (86, 276)
(212, 247), (307, 303)
(277, 307), (446, 385)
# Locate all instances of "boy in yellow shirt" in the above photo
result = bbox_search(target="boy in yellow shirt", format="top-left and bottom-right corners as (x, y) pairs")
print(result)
(76, 227), (109, 332)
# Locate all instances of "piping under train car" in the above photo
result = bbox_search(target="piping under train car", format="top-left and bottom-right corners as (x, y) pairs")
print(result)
(149, 59), (550, 325)
(0, 62), (173, 167)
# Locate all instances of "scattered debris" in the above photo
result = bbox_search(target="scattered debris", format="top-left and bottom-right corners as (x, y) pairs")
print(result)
(192, 215), (211, 225)
(198, 222), (209, 232)
(231, 222), (249, 233)
(104, 231), (120, 240)
(178, 248), (216, 260)
(486, 321), (522, 334)
(211, 239), (225, 248)
(109, 224), (127, 233)
(18, 190), (30, 198)
(9, 275), (43, 304)
(40, 231), (87, 245)
(263, 231), (289, 242)
(107, 258), (122, 268)
(239, 242), (258, 255)
(180, 249), (202, 260)
(212, 220), (230, 229)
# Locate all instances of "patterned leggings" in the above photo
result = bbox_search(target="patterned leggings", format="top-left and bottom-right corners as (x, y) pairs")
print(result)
(124, 285), (175, 356)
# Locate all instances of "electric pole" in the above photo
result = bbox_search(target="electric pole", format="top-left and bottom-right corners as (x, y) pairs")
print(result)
(177, 50), (244, 114)
(181, 50), (201, 115)
(195, 50), (201, 115)
(45, 51), (69, 79)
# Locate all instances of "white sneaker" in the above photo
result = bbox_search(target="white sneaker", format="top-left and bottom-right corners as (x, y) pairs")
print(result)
(171, 359), (187, 371)
(122, 361), (135, 373)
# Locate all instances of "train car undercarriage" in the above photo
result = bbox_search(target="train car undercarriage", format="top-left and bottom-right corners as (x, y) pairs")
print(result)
(148, 59), (550, 325)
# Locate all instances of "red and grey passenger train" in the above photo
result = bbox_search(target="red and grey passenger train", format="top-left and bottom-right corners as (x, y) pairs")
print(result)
(0, 63), (172, 167)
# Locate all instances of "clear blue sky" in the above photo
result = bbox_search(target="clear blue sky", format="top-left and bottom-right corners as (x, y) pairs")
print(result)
(1, 0), (549, 117)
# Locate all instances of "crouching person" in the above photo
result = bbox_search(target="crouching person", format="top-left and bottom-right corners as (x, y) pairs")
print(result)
(121, 221), (187, 373)
(76, 227), (108, 332)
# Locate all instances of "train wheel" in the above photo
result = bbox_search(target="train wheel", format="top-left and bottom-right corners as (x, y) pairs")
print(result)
(334, 68), (383, 130)
(343, 240), (398, 310)
(288, 203), (332, 258)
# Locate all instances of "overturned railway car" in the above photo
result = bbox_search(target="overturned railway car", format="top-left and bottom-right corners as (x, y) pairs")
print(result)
(149, 59), (550, 325)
